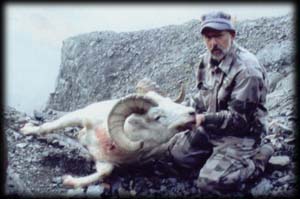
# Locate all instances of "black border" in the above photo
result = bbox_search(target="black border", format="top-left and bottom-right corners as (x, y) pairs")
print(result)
(1, 0), (299, 199)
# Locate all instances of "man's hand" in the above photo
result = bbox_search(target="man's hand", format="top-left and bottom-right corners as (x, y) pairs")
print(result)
(196, 114), (205, 127)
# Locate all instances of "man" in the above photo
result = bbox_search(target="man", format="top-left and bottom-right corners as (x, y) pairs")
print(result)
(168, 11), (274, 193)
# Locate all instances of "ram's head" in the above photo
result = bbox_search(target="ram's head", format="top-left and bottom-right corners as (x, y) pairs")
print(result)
(107, 79), (195, 153)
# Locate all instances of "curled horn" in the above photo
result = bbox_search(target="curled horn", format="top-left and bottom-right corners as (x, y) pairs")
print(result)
(107, 94), (158, 152)
(173, 81), (185, 103)
(136, 78), (166, 96)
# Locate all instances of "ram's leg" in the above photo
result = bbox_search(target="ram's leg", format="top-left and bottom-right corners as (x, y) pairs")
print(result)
(20, 109), (85, 135)
(62, 161), (114, 188)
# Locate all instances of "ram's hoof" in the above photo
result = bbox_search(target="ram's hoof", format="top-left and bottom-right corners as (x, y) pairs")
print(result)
(20, 123), (38, 135)
(62, 175), (79, 188)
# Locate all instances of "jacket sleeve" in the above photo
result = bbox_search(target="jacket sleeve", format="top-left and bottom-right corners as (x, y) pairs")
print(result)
(202, 70), (267, 136)
(182, 92), (207, 113)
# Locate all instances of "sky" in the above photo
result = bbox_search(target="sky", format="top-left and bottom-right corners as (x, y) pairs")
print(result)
(4, 3), (294, 115)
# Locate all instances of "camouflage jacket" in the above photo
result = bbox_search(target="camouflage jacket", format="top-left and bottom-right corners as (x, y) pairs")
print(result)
(190, 42), (268, 142)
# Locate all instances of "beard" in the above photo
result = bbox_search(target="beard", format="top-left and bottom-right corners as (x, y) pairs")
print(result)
(210, 42), (232, 61)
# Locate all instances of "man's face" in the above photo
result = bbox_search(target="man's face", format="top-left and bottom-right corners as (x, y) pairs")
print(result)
(202, 29), (234, 61)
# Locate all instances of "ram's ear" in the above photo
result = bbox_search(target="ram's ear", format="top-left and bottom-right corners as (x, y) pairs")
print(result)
(107, 94), (158, 152)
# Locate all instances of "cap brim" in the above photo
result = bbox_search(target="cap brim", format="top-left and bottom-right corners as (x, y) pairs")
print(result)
(200, 22), (235, 34)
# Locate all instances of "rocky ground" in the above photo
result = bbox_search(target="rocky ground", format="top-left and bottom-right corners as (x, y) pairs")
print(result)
(3, 65), (297, 197)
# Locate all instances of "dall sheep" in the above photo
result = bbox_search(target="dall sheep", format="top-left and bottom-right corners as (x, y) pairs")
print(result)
(20, 78), (195, 188)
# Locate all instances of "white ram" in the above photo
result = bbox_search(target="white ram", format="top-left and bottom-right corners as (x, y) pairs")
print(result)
(20, 79), (195, 188)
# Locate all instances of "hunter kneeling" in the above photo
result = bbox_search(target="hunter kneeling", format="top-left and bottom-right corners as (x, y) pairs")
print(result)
(165, 11), (274, 194)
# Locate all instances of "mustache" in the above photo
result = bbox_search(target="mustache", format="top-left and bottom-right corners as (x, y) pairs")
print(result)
(212, 45), (223, 52)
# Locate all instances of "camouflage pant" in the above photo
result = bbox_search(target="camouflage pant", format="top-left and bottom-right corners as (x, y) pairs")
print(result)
(197, 137), (259, 193)
(170, 129), (266, 193)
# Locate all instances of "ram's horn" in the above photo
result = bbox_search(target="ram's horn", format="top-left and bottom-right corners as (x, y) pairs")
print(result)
(107, 94), (158, 152)
(173, 81), (185, 103)
(136, 78), (166, 96)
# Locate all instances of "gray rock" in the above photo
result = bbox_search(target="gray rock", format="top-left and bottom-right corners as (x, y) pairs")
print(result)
(66, 188), (85, 197)
(130, 189), (137, 196)
(274, 72), (295, 93)
(267, 71), (284, 93)
(266, 72), (295, 116)
(16, 143), (28, 148)
(5, 129), (23, 141)
(51, 177), (62, 184)
(86, 184), (104, 196)
(272, 170), (284, 178)
(160, 185), (167, 192)
(276, 174), (295, 185)
(256, 40), (294, 71)
(33, 110), (45, 121)
(251, 178), (273, 196)
(41, 151), (50, 157)
(269, 155), (291, 167)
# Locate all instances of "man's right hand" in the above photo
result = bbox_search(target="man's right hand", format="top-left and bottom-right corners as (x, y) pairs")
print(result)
(196, 114), (205, 127)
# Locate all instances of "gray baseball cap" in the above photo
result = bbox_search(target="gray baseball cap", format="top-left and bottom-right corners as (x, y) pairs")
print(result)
(200, 11), (235, 34)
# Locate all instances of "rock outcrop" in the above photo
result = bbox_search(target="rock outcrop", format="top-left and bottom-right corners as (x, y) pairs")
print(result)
(46, 14), (294, 112)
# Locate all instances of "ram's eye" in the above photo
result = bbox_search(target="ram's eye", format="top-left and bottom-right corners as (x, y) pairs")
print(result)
(154, 115), (161, 121)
